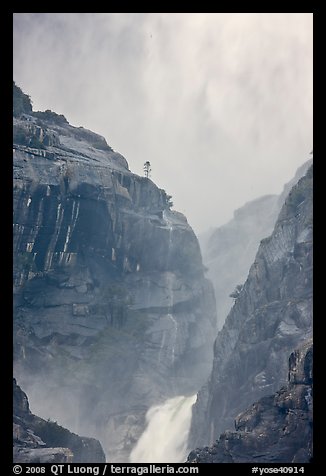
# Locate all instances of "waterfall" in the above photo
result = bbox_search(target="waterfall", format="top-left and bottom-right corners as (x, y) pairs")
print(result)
(167, 313), (178, 363)
(129, 394), (196, 463)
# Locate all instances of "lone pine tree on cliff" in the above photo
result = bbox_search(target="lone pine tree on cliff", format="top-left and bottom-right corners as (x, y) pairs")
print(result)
(144, 161), (151, 178)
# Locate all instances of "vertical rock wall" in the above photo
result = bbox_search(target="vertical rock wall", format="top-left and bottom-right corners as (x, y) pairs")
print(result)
(13, 113), (216, 461)
(189, 165), (312, 450)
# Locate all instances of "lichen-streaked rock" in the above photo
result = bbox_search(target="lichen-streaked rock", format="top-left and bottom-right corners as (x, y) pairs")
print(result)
(13, 96), (216, 461)
(13, 379), (105, 463)
(189, 165), (312, 451)
(187, 339), (313, 463)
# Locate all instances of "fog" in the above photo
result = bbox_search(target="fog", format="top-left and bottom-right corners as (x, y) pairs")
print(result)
(13, 12), (312, 234)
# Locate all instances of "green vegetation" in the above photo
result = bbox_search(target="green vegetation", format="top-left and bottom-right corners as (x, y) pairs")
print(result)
(34, 418), (73, 447)
(165, 194), (173, 209)
(230, 284), (243, 299)
(144, 161), (151, 178)
(161, 190), (173, 210)
(13, 82), (33, 117)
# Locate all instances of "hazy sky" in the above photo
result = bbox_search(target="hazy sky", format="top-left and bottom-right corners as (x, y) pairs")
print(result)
(13, 13), (313, 234)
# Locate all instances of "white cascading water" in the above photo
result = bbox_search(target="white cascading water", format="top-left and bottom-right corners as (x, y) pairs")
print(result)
(129, 395), (196, 463)
(130, 211), (195, 463)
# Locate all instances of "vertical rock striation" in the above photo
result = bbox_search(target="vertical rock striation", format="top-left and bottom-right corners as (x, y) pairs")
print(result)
(13, 97), (216, 461)
(189, 165), (312, 451)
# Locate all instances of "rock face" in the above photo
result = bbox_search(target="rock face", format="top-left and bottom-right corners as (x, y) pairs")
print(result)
(13, 92), (216, 461)
(13, 378), (105, 463)
(188, 339), (313, 463)
(189, 165), (313, 450)
(200, 194), (279, 330)
(200, 158), (312, 330)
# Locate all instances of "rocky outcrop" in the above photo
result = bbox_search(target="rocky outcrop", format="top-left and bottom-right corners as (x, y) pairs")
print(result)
(200, 158), (312, 330)
(13, 448), (73, 464)
(13, 379), (105, 463)
(200, 194), (279, 330)
(13, 82), (33, 117)
(13, 91), (216, 461)
(188, 339), (313, 463)
(189, 164), (312, 450)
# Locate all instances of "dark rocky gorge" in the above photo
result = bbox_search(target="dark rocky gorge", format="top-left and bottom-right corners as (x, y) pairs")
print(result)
(13, 85), (313, 463)
(13, 87), (216, 462)
(188, 164), (313, 461)
(188, 339), (313, 463)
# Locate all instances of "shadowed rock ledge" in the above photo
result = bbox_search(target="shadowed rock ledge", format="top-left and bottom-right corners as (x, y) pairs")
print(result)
(13, 378), (106, 463)
(188, 339), (313, 463)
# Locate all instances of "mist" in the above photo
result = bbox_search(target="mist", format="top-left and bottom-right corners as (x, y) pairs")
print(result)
(130, 395), (196, 463)
(13, 13), (313, 234)
(13, 13), (313, 465)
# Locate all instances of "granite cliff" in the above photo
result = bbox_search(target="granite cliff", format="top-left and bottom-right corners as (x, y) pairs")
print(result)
(189, 164), (312, 452)
(188, 339), (313, 463)
(13, 85), (216, 461)
(13, 378), (106, 463)
(200, 158), (312, 330)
